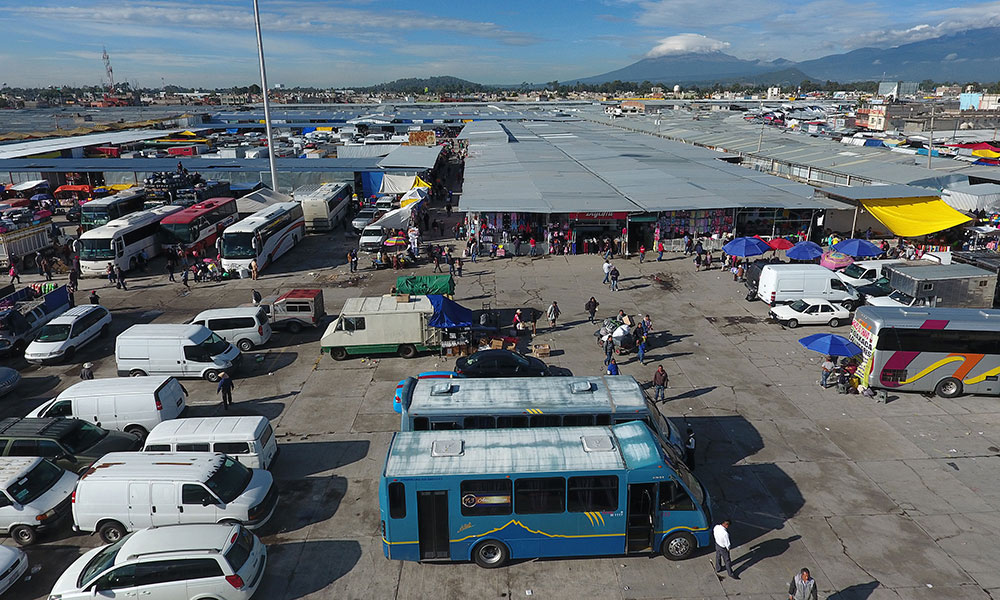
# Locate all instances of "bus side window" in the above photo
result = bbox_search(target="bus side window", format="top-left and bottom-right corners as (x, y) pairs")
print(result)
(614, 418), (637, 425)
(562, 414), (594, 426)
(460, 479), (512, 516)
(529, 415), (560, 427)
(463, 416), (496, 429)
(497, 416), (529, 428)
(595, 414), (611, 426)
(514, 477), (565, 514)
(388, 482), (406, 519)
(567, 475), (618, 512)
(413, 417), (429, 431)
(659, 481), (695, 511)
(430, 420), (459, 431)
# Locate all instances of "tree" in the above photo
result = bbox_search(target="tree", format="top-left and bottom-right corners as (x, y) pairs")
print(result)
(248, 84), (262, 95)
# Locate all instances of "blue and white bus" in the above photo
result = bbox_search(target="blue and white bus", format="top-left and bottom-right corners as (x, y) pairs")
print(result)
(396, 375), (686, 461)
(219, 202), (305, 276)
(379, 421), (712, 567)
(80, 188), (146, 231)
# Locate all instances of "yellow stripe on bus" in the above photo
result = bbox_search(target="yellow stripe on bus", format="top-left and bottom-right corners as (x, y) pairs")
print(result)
(900, 356), (965, 384)
(451, 519), (626, 543)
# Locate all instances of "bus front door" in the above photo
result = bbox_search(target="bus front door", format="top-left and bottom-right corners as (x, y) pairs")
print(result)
(626, 483), (656, 553)
(416, 490), (450, 560)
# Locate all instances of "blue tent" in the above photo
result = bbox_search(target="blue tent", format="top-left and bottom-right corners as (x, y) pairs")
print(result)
(427, 295), (473, 328)
(786, 240), (823, 260)
(722, 236), (771, 257)
(798, 333), (861, 357)
(833, 238), (882, 258)
(360, 172), (384, 198)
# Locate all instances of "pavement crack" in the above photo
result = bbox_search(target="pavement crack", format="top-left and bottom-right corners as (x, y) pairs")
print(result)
(824, 516), (880, 582)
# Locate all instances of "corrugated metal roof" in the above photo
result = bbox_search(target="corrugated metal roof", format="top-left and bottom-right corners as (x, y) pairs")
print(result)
(819, 184), (940, 201)
(336, 145), (393, 159)
(377, 145), (443, 170)
(0, 128), (211, 159)
(0, 157), (382, 173)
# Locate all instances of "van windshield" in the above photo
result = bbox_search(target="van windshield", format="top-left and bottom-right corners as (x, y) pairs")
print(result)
(198, 332), (231, 356)
(59, 422), (108, 454)
(7, 459), (62, 505)
(35, 324), (71, 342)
(79, 532), (132, 588)
(205, 456), (252, 503)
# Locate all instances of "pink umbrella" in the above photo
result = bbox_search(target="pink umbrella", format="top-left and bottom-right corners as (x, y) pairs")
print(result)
(767, 237), (795, 251)
(820, 250), (854, 270)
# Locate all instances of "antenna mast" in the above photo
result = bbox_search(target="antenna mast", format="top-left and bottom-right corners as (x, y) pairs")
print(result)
(102, 46), (115, 93)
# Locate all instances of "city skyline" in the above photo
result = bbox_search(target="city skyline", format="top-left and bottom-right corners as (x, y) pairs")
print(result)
(3, 0), (1000, 87)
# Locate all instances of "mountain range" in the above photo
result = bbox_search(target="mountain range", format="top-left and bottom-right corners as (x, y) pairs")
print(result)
(575, 27), (1000, 85)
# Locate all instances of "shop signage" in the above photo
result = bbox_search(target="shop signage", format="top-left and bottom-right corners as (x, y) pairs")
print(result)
(569, 212), (629, 220)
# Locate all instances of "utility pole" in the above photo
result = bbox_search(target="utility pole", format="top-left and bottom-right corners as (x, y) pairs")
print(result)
(757, 100), (765, 153)
(927, 104), (935, 170)
(252, 0), (279, 192)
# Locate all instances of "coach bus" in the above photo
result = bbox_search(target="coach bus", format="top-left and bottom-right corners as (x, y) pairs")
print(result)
(397, 375), (686, 460)
(379, 421), (712, 567)
(219, 202), (305, 276)
(79, 205), (182, 275)
(80, 188), (146, 231)
(852, 305), (1000, 398)
(294, 182), (352, 232)
(159, 197), (239, 256)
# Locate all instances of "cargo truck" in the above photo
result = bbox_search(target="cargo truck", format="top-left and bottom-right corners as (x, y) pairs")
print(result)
(0, 285), (71, 355)
(0, 220), (55, 269)
(320, 295), (441, 360)
(868, 262), (997, 309)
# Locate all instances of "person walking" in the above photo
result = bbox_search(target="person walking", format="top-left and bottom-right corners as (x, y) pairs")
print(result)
(42, 258), (53, 281)
(166, 256), (177, 282)
(347, 250), (355, 273)
(529, 237), (537, 256)
(115, 266), (127, 290)
(585, 297), (599, 323)
(788, 568), (818, 600)
(249, 258), (259, 281)
(636, 334), (647, 364)
(89, 290), (100, 304)
(604, 335), (615, 366)
(251, 289), (262, 306)
(217, 372), (234, 410)
(68, 267), (79, 291)
(685, 427), (696, 469)
(820, 356), (835, 388)
(8, 263), (19, 285)
(448, 252), (455, 275)
(34, 252), (44, 277)
(79, 362), (95, 380)
(653, 365), (668, 401)
(350, 248), (359, 272)
(607, 357), (620, 376)
(602, 259), (612, 285)
(610, 266), (620, 292)
(694, 252), (702, 271)
(433, 252), (443, 273)
(713, 520), (738, 579)
(546, 301), (560, 329)
(639, 245), (646, 263)
(455, 257), (463, 277)
(657, 240), (664, 261)
(106, 263), (116, 286)
(641, 314), (652, 336)
(181, 267), (190, 289)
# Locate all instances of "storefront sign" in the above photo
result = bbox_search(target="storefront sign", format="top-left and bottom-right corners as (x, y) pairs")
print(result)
(569, 212), (629, 220)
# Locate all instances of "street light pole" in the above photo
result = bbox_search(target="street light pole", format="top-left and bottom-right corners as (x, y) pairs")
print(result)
(252, 0), (279, 191)
(927, 104), (935, 170)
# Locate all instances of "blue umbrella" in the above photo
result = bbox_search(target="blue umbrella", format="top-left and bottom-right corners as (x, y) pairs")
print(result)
(30, 193), (53, 202)
(722, 236), (771, 257)
(786, 240), (823, 260)
(833, 238), (882, 258)
(798, 333), (862, 357)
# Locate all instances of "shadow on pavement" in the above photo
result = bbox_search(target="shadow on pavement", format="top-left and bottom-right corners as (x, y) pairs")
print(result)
(271, 440), (371, 479)
(733, 534), (801, 575)
(828, 581), (881, 599)
(256, 540), (362, 599)
(265, 475), (347, 536)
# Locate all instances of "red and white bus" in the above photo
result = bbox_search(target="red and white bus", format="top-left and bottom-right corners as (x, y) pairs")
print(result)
(158, 197), (239, 256)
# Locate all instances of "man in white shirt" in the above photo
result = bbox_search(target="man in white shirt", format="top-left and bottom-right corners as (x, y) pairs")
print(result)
(603, 260), (612, 285)
(820, 357), (836, 388)
(713, 519), (738, 579)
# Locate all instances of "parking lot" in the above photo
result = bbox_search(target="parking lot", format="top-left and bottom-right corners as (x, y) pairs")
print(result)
(3, 222), (1000, 600)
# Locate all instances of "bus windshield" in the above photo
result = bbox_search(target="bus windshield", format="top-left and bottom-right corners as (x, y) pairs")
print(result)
(81, 207), (110, 227)
(221, 232), (256, 259)
(79, 238), (115, 260)
(160, 222), (195, 244)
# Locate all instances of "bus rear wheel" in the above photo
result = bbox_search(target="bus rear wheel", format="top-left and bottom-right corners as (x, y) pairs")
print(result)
(398, 344), (417, 359)
(935, 377), (963, 398)
(661, 531), (695, 561)
(330, 347), (348, 361)
(472, 540), (509, 568)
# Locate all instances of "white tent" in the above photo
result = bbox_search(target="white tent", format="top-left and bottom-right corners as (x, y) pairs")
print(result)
(942, 182), (1000, 212)
(372, 205), (413, 230)
(400, 187), (428, 208)
(379, 174), (417, 194)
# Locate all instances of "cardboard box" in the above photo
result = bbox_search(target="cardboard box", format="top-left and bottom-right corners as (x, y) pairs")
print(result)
(490, 339), (504, 350)
(396, 294), (410, 302)
(533, 343), (551, 357)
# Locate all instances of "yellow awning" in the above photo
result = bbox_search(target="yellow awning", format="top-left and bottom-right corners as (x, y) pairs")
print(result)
(178, 130), (197, 136)
(861, 197), (971, 237)
(412, 176), (432, 188)
(972, 148), (1000, 158)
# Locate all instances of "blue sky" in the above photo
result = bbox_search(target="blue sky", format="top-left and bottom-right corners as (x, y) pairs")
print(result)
(2, 0), (1000, 87)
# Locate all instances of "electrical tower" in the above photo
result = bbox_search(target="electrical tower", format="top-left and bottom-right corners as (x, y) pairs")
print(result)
(102, 46), (115, 93)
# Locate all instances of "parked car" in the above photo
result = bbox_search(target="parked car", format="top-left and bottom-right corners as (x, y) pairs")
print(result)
(0, 418), (141, 474)
(187, 307), (272, 352)
(0, 546), (27, 595)
(768, 298), (851, 328)
(65, 204), (81, 223)
(48, 523), (266, 600)
(856, 276), (893, 302)
(24, 304), (112, 364)
(836, 260), (902, 287)
(455, 349), (550, 378)
(757, 264), (861, 310)
(0, 457), (77, 545)
(351, 208), (377, 231)
(0, 368), (20, 398)
(142, 416), (278, 470)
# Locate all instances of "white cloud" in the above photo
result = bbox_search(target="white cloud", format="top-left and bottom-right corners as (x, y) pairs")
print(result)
(646, 33), (729, 57)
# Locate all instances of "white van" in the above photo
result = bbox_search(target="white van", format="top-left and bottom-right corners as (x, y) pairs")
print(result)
(72, 452), (277, 543)
(24, 305), (112, 365)
(0, 457), (77, 546)
(27, 376), (187, 440)
(836, 259), (903, 287)
(143, 416), (278, 470)
(188, 307), (272, 352)
(757, 264), (862, 309)
(116, 324), (241, 382)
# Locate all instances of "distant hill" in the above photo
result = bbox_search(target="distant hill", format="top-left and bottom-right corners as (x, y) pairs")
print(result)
(362, 76), (491, 94)
(573, 52), (784, 85)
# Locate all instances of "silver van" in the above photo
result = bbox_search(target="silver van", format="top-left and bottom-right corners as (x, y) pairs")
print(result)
(143, 416), (278, 470)
(0, 457), (77, 545)
(188, 307), (272, 352)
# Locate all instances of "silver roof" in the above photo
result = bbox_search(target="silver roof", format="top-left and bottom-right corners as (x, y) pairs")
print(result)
(885, 263), (995, 280)
(406, 375), (647, 415)
(820, 184), (940, 201)
(377, 145), (443, 170)
(855, 305), (1000, 329)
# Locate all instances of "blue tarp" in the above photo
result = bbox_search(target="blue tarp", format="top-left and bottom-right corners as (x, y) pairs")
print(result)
(864, 139), (884, 147)
(427, 295), (473, 328)
(360, 171), (384, 198)
(301, 127), (316, 134)
(226, 128), (239, 134)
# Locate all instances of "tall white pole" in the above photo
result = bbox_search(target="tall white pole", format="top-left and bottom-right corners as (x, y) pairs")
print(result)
(927, 104), (935, 170)
(253, 0), (279, 191)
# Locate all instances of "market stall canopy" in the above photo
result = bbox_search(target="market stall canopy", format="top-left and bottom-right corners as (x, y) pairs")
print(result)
(786, 241), (823, 260)
(942, 182), (1000, 212)
(818, 185), (972, 238)
(723, 236), (771, 257)
(380, 174), (418, 194)
(833, 238), (883, 258)
(372, 205), (413, 230)
(400, 187), (428, 208)
(9, 179), (48, 192)
(798, 333), (861, 357)
(397, 275), (455, 296)
(427, 295), (473, 328)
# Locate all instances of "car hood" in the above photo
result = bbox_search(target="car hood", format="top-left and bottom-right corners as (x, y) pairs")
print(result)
(768, 305), (802, 318)
(866, 296), (907, 307)
(81, 430), (141, 461)
(50, 544), (104, 594)
(227, 468), (273, 509)
(26, 469), (77, 514)
(24, 340), (67, 356)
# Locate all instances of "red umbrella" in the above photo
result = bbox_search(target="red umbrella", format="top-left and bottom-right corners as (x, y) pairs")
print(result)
(767, 237), (794, 251)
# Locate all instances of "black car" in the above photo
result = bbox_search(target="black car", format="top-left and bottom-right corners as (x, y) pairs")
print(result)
(0, 417), (141, 474)
(65, 205), (81, 223)
(857, 276), (893, 301)
(454, 349), (549, 378)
